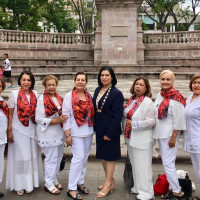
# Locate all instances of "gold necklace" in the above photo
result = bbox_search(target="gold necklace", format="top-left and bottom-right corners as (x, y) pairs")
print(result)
(96, 86), (112, 113)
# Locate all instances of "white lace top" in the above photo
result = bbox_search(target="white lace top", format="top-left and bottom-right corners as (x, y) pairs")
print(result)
(0, 96), (8, 145)
(183, 94), (200, 153)
(35, 94), (64, 147)
(8, 90), (37, 139)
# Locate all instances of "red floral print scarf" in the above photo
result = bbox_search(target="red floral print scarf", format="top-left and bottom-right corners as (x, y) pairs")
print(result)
(158, 87), (186, 119)
(123, 95), (145, 139)
(17, 88), (37, 126)
(0, 100), (9, 118)
(72, 89), (95, 127)
(43, 91), (63, 117)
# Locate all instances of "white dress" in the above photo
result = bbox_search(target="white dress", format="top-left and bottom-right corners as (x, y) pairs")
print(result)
(6, 90), (43, 192)
(0, 96), (8, 184)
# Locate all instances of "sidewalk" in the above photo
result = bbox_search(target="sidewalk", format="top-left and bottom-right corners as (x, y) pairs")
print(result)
(0, 161), (199, 200)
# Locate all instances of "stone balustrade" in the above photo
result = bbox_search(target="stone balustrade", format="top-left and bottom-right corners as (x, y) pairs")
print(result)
(0, 29), (94, 44)
(143, 31), (200, 44)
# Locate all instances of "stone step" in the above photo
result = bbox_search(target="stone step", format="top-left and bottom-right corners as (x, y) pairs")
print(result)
(10, 64), (200, 75)
(9, 71), (195, 82)
(144, 57), (200, 66)
(0, 58), (94, 66)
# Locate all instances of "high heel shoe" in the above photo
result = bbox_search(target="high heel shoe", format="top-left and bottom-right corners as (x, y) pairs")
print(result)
(96, 181), (113, 198)
(98, 178), (115, 190)
(111, 179), (116, 191)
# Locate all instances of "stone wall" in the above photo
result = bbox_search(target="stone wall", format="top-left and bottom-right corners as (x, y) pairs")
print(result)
(0, 42), (93, 61)
(144, 43), (200, 66)
(143, 31), (200, 66)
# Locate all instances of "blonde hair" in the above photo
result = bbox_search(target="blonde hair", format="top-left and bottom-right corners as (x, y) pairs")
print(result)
(42, 75), (58, 87)
(160, 70), (175, 81)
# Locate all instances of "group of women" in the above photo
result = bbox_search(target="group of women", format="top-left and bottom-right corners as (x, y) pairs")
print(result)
(0, 67), (200, 200)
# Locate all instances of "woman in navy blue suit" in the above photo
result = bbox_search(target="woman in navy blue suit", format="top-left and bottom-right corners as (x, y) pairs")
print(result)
(93, 66), (124, 198)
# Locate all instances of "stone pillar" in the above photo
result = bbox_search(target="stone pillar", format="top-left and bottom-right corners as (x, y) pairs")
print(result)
(94, 0), (144, 66)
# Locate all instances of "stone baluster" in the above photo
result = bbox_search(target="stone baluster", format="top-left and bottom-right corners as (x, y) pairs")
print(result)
(27, 33), (30, 43)
(8, 32), (11, 42)
(56, 34), (60, 44)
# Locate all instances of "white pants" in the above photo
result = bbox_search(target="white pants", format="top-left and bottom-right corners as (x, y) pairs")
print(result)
(190, 153), (200, 182)
(158, 137), (181, 193)
(68, 135), (93, 190)
(43, 144), (64, 188)
(0, 144), (5, 183)
(128, 143), (154, 200)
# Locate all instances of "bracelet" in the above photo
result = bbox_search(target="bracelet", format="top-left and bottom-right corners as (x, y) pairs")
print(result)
(65, 134), (71, 138)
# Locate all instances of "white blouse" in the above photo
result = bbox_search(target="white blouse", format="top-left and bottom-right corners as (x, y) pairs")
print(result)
(153, 92), (186, 139)
(35, 95), (64, 147)
(184, 94), (200, 153)
(0, 96), (8, 145)
(8, 90), (37, 139)
(62, 91), (94, 137)
(122, 97), (155, 149)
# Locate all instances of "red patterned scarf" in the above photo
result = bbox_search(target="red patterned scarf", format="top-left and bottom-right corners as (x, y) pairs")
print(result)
(72, 89), (95, 127)
(43, 91), (63, 117)
(17, 88), (37, 126)
(0, 100), (9, 118)
(124, 95), (145, 138)
(158, 87), (186, 119)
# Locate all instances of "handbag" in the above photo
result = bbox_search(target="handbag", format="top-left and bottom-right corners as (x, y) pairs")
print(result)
(178, 177), (192, 200)
(153, 173), (169, 195)
(59, 155), (65, 171)
(123, 152), (134, 187)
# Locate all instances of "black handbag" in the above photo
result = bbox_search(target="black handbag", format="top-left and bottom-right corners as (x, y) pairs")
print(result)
(178, 177), (192, 200)
(123, 153), (134, 187)
(59, 155), (65, 171)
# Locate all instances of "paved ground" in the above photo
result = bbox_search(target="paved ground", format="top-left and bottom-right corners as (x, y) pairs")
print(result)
(2, 78), (192, 100)
(0, 160), (199, 200)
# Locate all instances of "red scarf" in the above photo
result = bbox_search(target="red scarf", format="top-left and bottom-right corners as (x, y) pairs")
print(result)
(43, 91), (63, 117)
(124, 95), (145, 138)
(158, 87), (186, 119)
(17, 88), (37, 126)
(72, 89), (95, 127)
(0, 100), (9, 118)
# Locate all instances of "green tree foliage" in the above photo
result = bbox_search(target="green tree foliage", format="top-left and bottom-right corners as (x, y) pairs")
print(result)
(42, 0), (77, 33)
(68, 0), (98, 33)
(177, 0), (200, 31)
(139, 0), (175, 32)
(0, 0), (77, 32)
(140, 0), (200, 32)
(0, 0), (46, 31)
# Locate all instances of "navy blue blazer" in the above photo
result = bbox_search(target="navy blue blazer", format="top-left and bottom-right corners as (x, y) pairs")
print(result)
(93, 86), (124, 140)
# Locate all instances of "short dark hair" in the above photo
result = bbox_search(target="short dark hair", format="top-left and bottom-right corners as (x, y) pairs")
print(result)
(18, 71), (35, 90)
(4, 53), (8, 58)
(0, 79), (5, 91)
(98, 66), (117, 87)
(130, 76), (152, 98)
(74, 72), (88, 82)
(189, 73), (200, 91)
